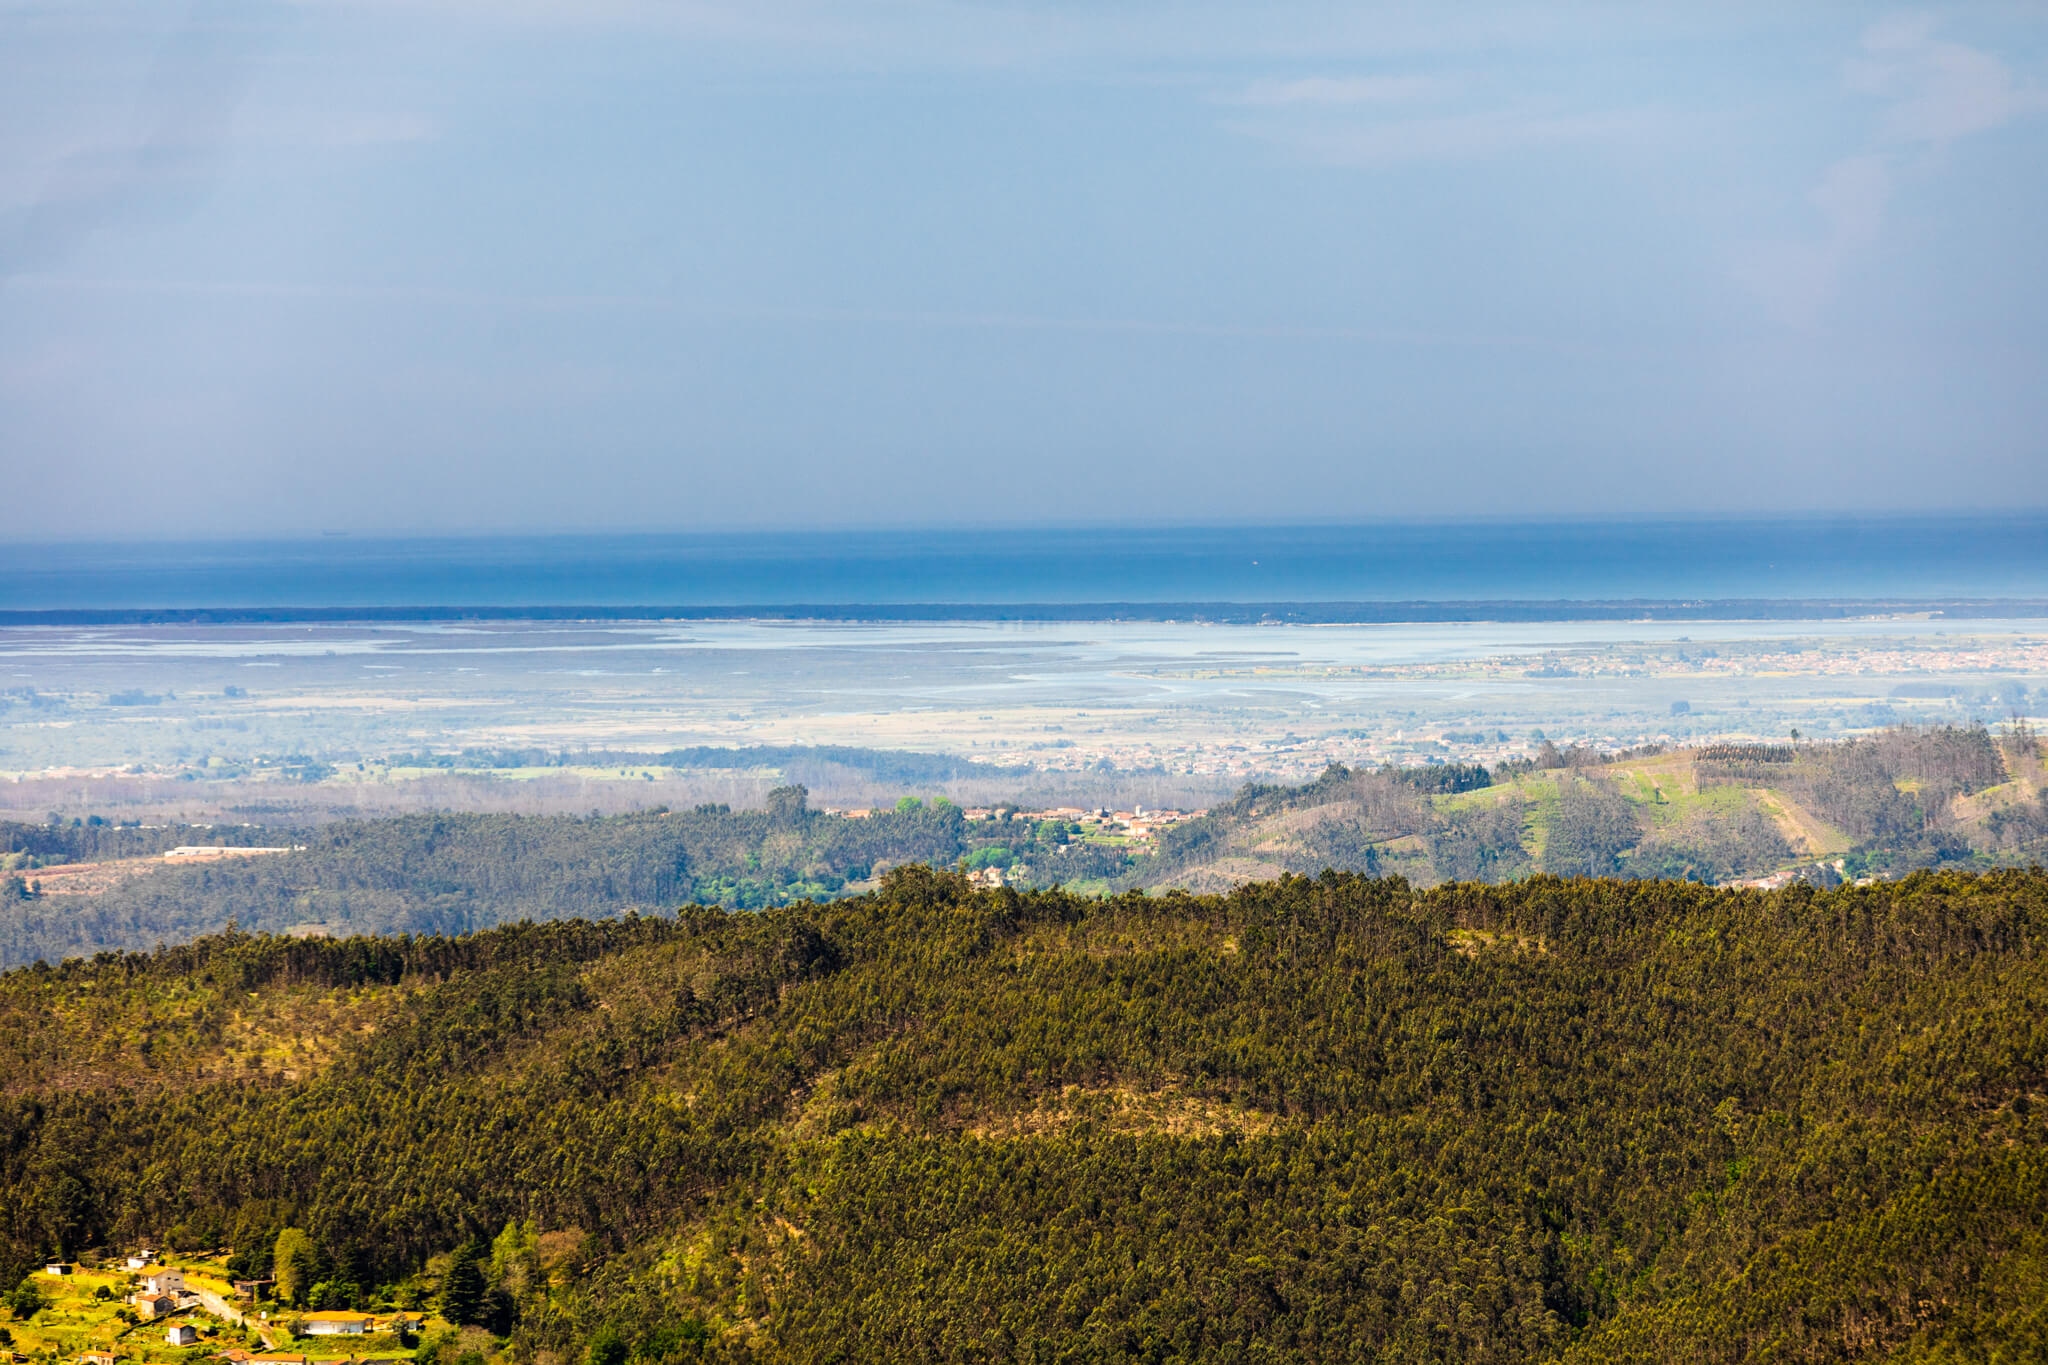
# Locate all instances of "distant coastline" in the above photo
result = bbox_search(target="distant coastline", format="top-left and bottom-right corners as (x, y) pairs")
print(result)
(4, 599), (2047, 626)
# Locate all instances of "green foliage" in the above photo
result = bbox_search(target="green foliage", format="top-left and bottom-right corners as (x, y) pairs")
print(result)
(273, 1227), (315, 1307)
(490, 1220), (539, 1296)
(960, 846), (1014, 871)
(1, 868), (2045, 1362)
(585, 1325), (628, 1365)
(8, 1280), (47, 1320)
(440, 1242), (487, 1327)
(0, 801), (982, 966)
(1390, 761), (1495, 794)
(1544, 779), (1643, 877)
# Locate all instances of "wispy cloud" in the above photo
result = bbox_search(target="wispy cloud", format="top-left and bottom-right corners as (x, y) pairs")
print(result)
(1730, 154), (1892, 328)
(1239, 103), (1660, 166)
(1847, 13), (2048, 145)
(1733, 14), (2048, 327)
(0, 0), (269, 280)
(1, 272), (1586, 350)
(1230, 74), (1449, 108)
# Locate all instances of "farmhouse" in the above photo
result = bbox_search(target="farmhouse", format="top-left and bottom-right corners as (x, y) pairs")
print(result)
(134, 1293), (179, 1319)
(77, 1352), (119, 1365)
(165, 1324), (202, 1348)
(126, 1253), (154, 1271)
(299, 1312), (373, 1337)
(44, 1262), (73, 1276)
(139, 1267), (187, 1296)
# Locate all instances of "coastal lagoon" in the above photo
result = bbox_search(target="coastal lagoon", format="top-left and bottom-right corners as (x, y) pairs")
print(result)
(3, 614), (2042, 820)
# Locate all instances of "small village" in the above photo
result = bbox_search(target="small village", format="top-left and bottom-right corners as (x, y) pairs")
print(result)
(10, 1253), (432, 1365)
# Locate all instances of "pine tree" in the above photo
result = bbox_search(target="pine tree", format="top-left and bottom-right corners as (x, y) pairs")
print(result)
(440, 1245), (487, 1327)
(273, 1229), (316, 1309)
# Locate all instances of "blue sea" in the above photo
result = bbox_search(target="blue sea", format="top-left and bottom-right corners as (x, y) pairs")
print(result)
(1, 516), (2045, 613)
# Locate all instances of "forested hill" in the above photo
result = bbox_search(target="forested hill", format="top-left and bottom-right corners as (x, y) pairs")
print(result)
(5, 868), (2045, 1363)
(0, 796), (976, 967)
(4, 724), (2044, 969)
(1138, 723), (2048, 893)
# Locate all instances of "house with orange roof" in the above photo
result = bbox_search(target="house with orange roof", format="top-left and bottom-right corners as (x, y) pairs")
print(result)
(298, 1312), (373, 1337)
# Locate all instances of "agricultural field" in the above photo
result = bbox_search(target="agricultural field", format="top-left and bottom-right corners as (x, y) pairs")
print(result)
(6, 1260), (248, 1365)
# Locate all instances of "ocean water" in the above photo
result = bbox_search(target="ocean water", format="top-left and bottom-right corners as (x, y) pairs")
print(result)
(1, 515), (2045, 612)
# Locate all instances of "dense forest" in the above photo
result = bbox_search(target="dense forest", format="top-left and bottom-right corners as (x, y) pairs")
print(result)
(2, 868), (2044, 1362)
(0, 792), (982, 967)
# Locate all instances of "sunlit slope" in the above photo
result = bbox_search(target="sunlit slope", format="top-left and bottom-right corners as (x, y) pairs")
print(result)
(1141, 729), (2045, 892)
(3, 869), (2045, 1363)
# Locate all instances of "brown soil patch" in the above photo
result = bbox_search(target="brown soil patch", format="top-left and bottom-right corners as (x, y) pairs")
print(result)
(1149, 856), (1290, 895)
(1750, 789), (1847, 857)
(964, 1084), (1280, 1140)
(13, 857), (167, 896)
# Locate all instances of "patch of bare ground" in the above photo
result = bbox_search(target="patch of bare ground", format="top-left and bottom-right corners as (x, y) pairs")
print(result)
(1150, 856), (1290, 895)
(12, 856), (169, 896)
(1954, 749), (2044, 822)
(784, 1069), (1275, 1142)
(1750, 788), (1848, 857)
(1445, 927), (1547, 958)
(964, 1084), (1279, 1140)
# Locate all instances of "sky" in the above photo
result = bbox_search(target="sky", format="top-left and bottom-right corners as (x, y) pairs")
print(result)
(2, 1), (2046, 538)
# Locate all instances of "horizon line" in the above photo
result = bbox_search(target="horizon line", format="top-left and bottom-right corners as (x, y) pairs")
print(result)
(3, 508), (2047, 549)
(4, 599), (2047, 628)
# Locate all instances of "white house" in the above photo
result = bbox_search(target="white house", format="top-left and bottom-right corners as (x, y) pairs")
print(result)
(165, 1323), (201, 1348)
(43, 1262), (73, 1276)
(125, 1253), (154, 1271)
(299, 1313), (373, 1337)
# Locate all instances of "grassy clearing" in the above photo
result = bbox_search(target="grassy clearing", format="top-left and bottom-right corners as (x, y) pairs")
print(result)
(1, 977), (405, 1097)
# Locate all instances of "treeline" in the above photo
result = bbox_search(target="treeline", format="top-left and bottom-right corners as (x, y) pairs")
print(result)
(1, 868), (2045, 1362)
(0, 819), (303, 865)
(0, 796), (1003, 967)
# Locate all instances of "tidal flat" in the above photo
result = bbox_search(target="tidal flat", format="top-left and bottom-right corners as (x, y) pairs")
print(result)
(1, 616), (2042, 819)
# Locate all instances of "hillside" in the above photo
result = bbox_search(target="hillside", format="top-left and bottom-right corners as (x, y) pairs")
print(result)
(0, 795), (984, 968)
(3, 868), (2046, 1363)
(1138, 725), (2047, 894)
(3, 725), (2043, 970)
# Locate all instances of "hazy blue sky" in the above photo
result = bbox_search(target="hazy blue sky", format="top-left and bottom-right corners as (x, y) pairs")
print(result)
(3, 2), (2045, 536)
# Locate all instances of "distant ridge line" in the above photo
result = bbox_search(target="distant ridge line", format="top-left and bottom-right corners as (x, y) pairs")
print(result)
(3, 600), (2047, 626)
